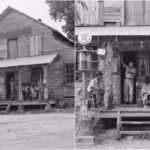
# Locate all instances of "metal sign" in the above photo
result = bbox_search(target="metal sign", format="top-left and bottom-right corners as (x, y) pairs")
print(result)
(97, 48), (106, 55)
(78, 33), (92, 45)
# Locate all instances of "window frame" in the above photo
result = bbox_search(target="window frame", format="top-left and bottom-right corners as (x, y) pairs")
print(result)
(7, 37), (19, 59)
(65, 63), (74, 83)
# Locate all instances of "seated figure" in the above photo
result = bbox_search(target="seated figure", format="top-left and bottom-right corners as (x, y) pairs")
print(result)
(140, 76), (150, 107)
(87, 71), (104, 108)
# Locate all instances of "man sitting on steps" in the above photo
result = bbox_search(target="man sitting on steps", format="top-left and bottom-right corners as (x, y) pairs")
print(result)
(87, 71), (104, 108)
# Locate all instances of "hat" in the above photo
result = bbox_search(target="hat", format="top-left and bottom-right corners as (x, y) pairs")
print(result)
(95, 71), (102, 77)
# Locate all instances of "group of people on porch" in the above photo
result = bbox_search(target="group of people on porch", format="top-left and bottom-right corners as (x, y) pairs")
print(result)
(9, 79), (40, 101)
(87, 60), (150, 108)
(22, 83), (39, 101)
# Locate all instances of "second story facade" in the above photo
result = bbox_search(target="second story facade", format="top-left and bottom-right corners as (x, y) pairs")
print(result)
(76, 0), (150, 27)
(0, 6), (73, 64)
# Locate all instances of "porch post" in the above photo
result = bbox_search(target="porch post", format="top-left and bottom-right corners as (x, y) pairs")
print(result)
(18, 67), (23, 101)
(104, 42), (113, 110)
(18, 67), (24, 113)
(43, 64), (48, 100)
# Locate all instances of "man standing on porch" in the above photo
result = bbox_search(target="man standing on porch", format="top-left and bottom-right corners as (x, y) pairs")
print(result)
(122, 61), (136, 104)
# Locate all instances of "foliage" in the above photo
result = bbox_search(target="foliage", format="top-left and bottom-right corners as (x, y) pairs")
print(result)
(46, 0), (74, 40)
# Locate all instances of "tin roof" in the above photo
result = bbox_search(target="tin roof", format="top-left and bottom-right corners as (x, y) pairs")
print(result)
(0, 53), (58, 68)
(75, 26), (150, 36)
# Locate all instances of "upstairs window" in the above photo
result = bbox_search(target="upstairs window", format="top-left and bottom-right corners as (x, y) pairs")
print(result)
(7, 38), (18, 59)
(103, 1), (123, 26)
(65, 63), (74, 83)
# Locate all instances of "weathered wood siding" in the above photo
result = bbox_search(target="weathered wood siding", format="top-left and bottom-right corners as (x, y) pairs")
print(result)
(125, 1), (145, 25)
(76, 0), (150, 26)
(125, 0), (150, 25)
(76, 0), (124, 26)
(0, 8), (74, 101)
(48, 56), (64, 100)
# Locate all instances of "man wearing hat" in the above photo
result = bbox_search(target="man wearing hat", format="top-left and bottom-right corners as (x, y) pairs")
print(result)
(87, 71), (104, 107)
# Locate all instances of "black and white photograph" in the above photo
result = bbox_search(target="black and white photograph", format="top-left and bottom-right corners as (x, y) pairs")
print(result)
(0, 0), (74, 149)
(3, 0), (150, 149)
(75, 0), (150, 149)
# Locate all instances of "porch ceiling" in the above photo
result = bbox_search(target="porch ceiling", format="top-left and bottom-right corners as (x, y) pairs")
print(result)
(0, 53), (58, 68)
(75, 26), (150, 36)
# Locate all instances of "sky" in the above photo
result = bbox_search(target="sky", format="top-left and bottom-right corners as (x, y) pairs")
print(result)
(0, 0), (65, 34)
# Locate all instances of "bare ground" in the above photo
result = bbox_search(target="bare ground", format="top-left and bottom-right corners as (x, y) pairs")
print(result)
(76, 109), (150, 149)
(76, 128), (150, 149)
(0, 109), (74, 150)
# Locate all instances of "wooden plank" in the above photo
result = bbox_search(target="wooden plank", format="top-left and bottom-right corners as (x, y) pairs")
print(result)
(35, 36), (38, 55)
(117, 111), (121, 139)
(121, 0), (124, 25)
(43, 64), (48, 100)
(145, 1), (150, 25)
(94, 0), (99, 25)
(94, 111), (117, 119)
(125, 1), (145, 25)
(83, 0), (90, 25)
(120, 121), (150, 125)
(30, 36), (35, 56)
(89, 0), (94, 25)
(5, 102), (11, 113)
(18, 67), (23, 101)
(89, 0), (99, 25)
(76, 0), (84, 25)
(99, 0), (103, 26)
(120, 130), (150, 134)
(0, 39), (7, 59)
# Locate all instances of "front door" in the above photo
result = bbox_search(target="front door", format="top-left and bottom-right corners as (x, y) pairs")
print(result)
(6, 72), (15, 100)
(121, 52), (137, 104)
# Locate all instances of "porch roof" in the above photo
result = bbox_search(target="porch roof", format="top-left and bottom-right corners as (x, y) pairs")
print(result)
(75, 26), (150, 36)
(0, 53), (58, 68)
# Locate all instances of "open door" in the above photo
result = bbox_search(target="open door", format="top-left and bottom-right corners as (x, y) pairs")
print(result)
(6, 72), (15, 100)
(121, 52), (137, 104)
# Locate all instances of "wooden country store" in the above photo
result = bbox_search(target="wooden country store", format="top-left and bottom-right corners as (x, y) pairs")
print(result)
(75, 0), (150, 137)
(0, 7), (74, 112)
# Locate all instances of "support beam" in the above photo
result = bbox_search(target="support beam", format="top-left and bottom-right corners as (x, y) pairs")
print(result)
(18, 67), (23, 101)
(43, 64), (48, 100)
(104, 42), (113, 110)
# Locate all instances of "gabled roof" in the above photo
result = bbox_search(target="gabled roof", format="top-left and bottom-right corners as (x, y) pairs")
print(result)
(0, 6), (73, 45)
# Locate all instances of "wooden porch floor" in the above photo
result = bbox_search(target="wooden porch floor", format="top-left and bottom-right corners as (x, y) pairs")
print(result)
(90, 104), (150, 119)
(0, 100), (50, 106)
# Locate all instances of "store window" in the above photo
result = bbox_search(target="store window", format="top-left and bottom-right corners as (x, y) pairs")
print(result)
(65, 63), (74, 83)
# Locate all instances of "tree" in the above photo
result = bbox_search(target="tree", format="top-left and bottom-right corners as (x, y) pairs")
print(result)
(46, 0), (74, 40)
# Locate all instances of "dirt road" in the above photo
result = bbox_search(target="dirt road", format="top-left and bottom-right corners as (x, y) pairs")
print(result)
(0, 112), (74, 150)
(76, 128), (150, 149)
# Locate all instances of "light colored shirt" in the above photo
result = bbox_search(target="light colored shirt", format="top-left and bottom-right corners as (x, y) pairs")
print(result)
(125, 67), (136, 79)
(87, 78), (103, 93)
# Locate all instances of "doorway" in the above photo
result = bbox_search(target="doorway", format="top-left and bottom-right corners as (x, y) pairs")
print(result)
(121, 52), (137, 104)
(6, 72), (15, 100)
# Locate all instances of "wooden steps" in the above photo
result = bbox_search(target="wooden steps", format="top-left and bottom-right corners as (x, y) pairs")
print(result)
(0, 102), (11, 113)
(117, 111), (150, 139)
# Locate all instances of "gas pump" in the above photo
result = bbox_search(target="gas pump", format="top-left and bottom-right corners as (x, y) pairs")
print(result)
(76, 33), (93, 135)
(77, 46), (92, 121)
